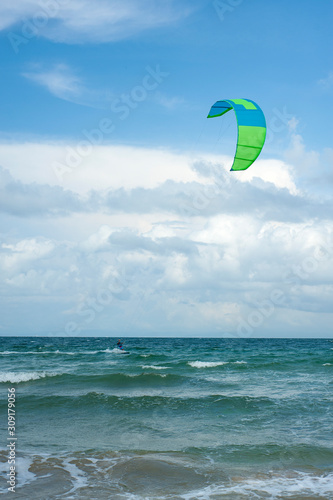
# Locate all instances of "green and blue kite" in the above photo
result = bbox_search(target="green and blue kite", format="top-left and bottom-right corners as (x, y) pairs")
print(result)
(207, 98), (266, 171)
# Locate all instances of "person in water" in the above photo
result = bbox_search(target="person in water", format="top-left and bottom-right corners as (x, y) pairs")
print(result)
(116, 339), (123, 350)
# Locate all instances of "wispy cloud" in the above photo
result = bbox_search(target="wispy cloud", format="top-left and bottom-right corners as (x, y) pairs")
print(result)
(287, 116), (299, 132)
(318, 71), (333, 89)
(0, 1), (37, 31)
(23, 64), (82, 100)
(154, 92), (186, 110)
(1, 0), (196, 44)
(22, 64), (111, 107)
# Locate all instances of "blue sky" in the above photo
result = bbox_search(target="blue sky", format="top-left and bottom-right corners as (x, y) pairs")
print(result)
(0, 0), (333, 337)
(1, 0), (332, 149)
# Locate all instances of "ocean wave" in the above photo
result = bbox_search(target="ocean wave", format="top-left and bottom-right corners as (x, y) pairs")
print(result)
(188, 361), (247, 369)
(109, 372), (171, 383)
(188, 361), (228, 368)
(102, 348), (129, 354)
(0, 350), (76, 355)
(0, 349), (125, 356)
(2, 449), (332, 499)
(0, 371), (58, 383)
(7, 392), (278, 413)
(68, 371), (183, 388)
(141, 365), (168, 370)
(180, 471), (333, 499)
(186, 442), (333, 466)
(0, 370), (185, 388)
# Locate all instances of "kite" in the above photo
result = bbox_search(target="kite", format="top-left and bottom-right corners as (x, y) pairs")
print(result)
(207, 98), (266, 171)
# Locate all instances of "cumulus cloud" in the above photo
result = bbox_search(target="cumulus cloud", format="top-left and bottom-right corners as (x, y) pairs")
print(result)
(0, 142), (299, 196)
(2, 238), (55, 272)
(284, 133), (320, 173)
(0, 165), (87, 217)
(283, 133), (333, 195)
(2, 215), (333, 336)
(1, 140), (333, 336)
(0, 143), (203, 195)
(2, 0), (196, 44)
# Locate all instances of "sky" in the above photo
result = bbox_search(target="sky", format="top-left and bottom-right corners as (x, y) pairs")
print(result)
(0, 0), (333, 337)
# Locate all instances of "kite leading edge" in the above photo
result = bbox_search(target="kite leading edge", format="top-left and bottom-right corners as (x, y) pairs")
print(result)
(207, 98), (266, 171)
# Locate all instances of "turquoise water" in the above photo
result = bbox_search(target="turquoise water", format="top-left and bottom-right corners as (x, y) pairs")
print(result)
(0, 337), (333, 499)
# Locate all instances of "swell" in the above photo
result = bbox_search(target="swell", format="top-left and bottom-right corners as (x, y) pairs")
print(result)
(11, 392), (283, 412)
(186, 443), (333, 467)
(0, 371), (187, 387)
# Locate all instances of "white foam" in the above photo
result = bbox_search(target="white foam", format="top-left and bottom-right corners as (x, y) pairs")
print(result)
(188, 361), (228, 369)
(142, 365), (168, 370)
(0, 461), (9, 494)
(106, 348), (129, 354)
(124, 372), (167, 378)
(0, 456), (37, 493)
(180, 472), (333, 499)
(62, 459), (88, 495)
(53, 351), (74, 355)
(0, 349), (125, 355)
(16, 456), (37, 488)
(323, 363), (332, 366)
(0, 371), (56, 383)
(0, 350), (76, 355)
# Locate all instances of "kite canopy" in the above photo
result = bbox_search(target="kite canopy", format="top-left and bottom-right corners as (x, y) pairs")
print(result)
(207, 98), (266, 171)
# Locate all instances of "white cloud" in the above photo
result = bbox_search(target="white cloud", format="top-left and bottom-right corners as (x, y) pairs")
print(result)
(2, 238), (55, 272)
(22, 64), (111, 107)
(0, 142), (299, 197)
(318, 71), (333, 89)
(2, 213), (332, 336)
(154, 92), (186, 110)
(0, 143), (203, 197)
(284, 133), (320, 174)
(0, 1), (37, 31)
(287, 116), (299, 132)
(23, 64), (82, 101)
(1, 139), (333, 336)
(229, 158), (298, 195)
(2, 0), (195, 44)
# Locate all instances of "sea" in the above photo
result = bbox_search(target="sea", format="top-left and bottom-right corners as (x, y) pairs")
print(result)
(0, 337), (332, 500)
